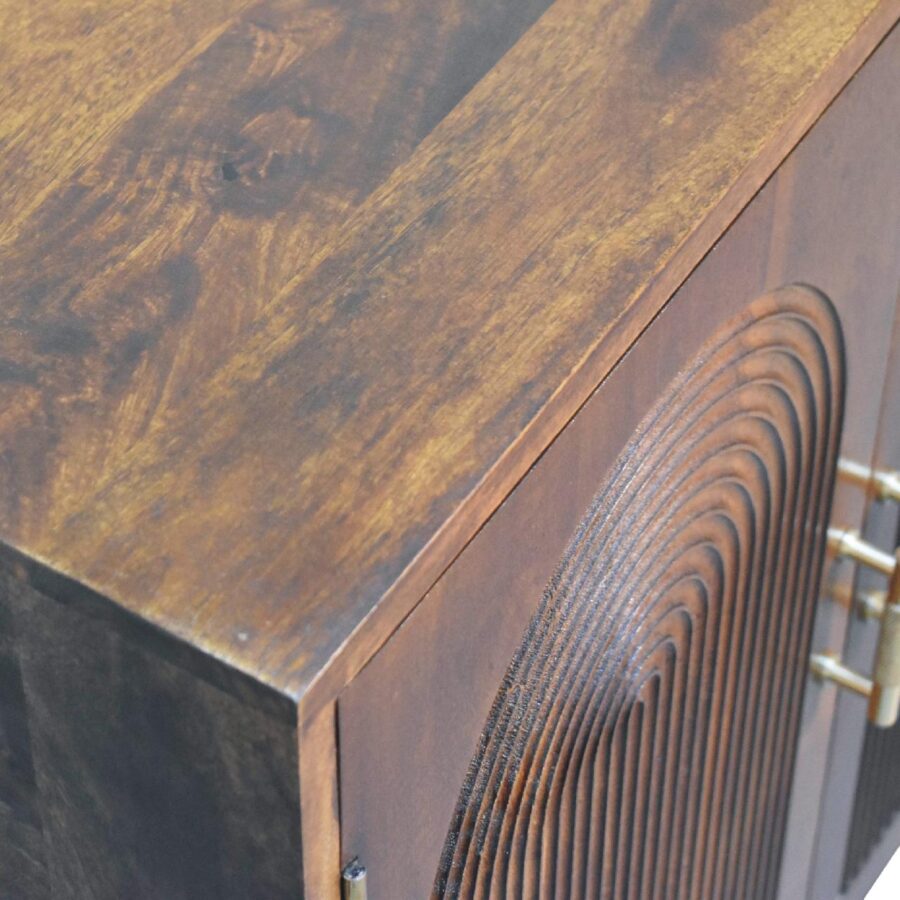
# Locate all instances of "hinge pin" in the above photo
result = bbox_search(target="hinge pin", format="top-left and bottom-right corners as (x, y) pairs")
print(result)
(342, 858), (367, 900)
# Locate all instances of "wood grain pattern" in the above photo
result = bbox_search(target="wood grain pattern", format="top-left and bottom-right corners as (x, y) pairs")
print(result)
(1, 6), (898, 896)
(299, 701), (342, 900)
(432, 290), (844, 898)
(0, 0), (552, 552)
(0, 1), (892, 714)
(0, 0), (253, 244)
(0, 567), (303, 900)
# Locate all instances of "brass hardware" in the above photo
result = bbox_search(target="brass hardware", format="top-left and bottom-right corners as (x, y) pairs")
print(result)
(856, 588), (887, 621)
(837, 458), (900, 502)
(829, 581), (888, 620)
(812, 530), (900, 728)
(871, 600), (900, 727)
(826, 527), (895, 576)
(342, 859), (367, 900)
(810, 652), (873, 697)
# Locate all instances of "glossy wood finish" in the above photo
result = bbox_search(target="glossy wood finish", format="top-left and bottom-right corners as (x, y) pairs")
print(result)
(1, 3), (898, 898)
(339, 29), (900, 897)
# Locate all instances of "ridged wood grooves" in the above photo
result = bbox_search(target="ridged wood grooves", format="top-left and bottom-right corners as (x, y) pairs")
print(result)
(841, 716), (900, 888)
(434, 287), (845, 899)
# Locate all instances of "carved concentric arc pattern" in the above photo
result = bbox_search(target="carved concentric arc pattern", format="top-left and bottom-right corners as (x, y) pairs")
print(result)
(433, 287), (845, 899)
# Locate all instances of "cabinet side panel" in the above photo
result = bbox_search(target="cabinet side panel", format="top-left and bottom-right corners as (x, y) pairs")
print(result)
(0, 578), (48, 899)
(0, 568), (303, 900)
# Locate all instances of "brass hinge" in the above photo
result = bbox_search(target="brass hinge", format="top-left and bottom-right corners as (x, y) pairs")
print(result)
(837, 458), (900, 502)
(811, 516), (900, 728)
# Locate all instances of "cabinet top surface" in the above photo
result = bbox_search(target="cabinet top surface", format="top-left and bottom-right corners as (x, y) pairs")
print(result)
(0, 0), (893, 702)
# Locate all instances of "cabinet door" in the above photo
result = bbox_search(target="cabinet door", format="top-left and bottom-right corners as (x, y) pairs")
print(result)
(818, 304), (900, 900)
(429, 289), (843, 900)
(338, 27), (900, 900)
(339, 287), (848, 900)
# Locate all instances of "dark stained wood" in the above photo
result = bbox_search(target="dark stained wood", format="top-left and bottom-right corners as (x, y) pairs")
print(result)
(338, 30), (900, 894)
(843, 703), (900, 891)
(432, 291), (843, 899)
(342, 294), (849, 900)
(768, 26), (900, 898)
(0, 0), (253, 243)
(0, 1), (894, 713)
(0, 566), (303, 900)
(813, 293), (900, 899)
(1, 0), (555, 504)
(0, 575), (48, 900)
(840, 317), (900, 896)
(299, 701), (342, 900)
(1, 3), (899, 898)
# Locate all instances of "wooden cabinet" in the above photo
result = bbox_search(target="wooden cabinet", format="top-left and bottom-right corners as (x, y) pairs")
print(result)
(0, 2), (898, 898)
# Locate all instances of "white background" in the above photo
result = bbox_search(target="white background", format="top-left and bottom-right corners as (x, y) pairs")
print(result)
(867, 846), (900, 899)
